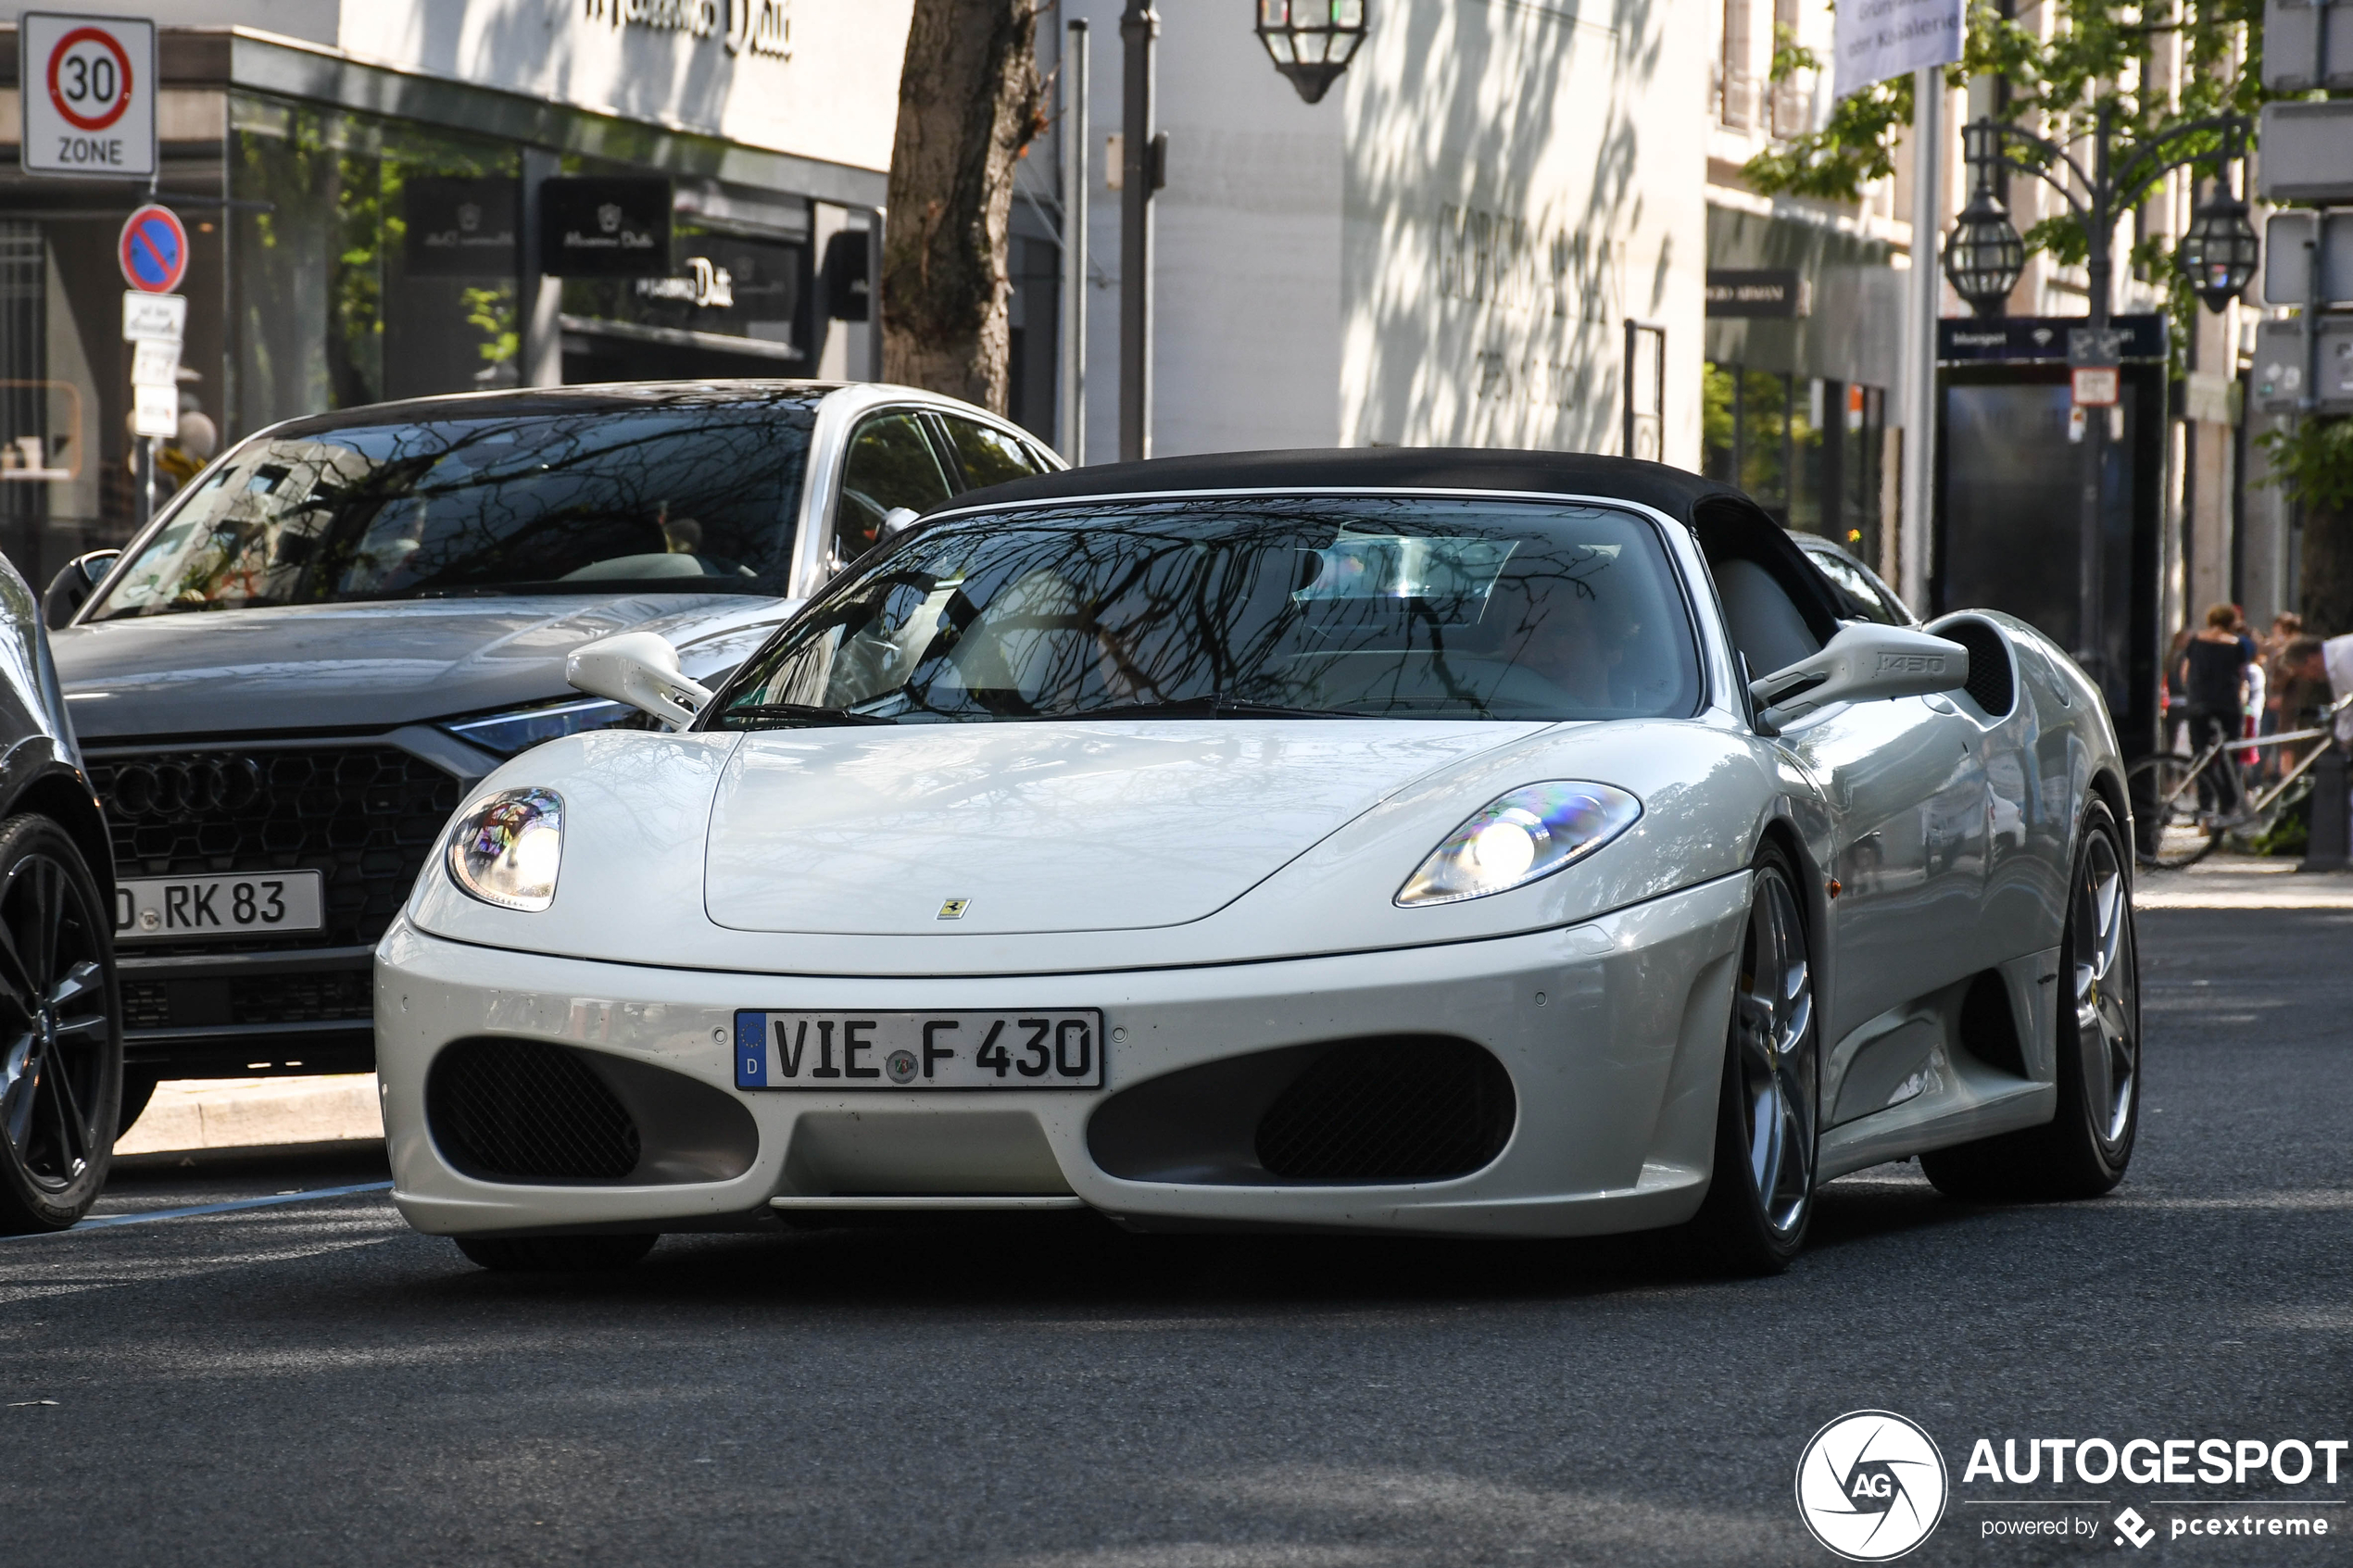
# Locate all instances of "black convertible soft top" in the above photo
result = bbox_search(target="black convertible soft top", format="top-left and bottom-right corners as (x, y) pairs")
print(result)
(934, 446), (1848, 645)
(942, 446), (1747, 527)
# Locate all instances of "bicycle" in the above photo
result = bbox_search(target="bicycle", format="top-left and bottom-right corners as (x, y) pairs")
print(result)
(2129, 690), (2353, 869)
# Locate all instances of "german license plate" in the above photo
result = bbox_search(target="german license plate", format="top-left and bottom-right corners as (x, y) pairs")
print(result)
(114, 871), (325, 943)
(735, 1010), (1103, 1090)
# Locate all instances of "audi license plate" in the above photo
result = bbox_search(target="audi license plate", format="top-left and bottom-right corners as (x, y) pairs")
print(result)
(735, 1010), (1102, 1090)
(114, 872), (325, 943)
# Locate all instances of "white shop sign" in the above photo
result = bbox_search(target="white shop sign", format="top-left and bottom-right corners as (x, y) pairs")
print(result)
(19, 12), (157, 180)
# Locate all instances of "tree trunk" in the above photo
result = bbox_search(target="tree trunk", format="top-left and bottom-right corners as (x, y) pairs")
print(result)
(2303, 506), (2353, 637)
(881, 0), (1041, 412)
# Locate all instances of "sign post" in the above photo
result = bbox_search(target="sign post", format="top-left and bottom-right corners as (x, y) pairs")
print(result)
(19, 13), (157, 181)
(120, 276), (187, 528)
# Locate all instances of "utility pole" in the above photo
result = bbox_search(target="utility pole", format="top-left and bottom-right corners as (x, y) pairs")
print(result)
(1058, 19), (1090, 466)
(1118, 1), (1160, 463)
(1899, 67), (1944, 616)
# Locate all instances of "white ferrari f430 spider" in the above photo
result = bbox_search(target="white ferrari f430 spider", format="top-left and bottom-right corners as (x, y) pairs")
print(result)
(374, 449), (2139, 1273)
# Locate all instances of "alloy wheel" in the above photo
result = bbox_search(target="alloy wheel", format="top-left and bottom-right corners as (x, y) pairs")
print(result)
(0, 851), (113, 1195)
(1732, 868), (1818, 1235)
(2071, 827), (2138, 1152)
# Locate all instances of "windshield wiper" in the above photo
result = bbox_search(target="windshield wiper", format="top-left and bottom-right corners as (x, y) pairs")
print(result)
(721, 702), (900, 728)
(1042, 694), (1379, 721)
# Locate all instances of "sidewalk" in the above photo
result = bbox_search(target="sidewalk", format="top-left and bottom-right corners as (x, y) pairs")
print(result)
(117, 1073), (384, 1157)
(2133, 853), (2353, 909)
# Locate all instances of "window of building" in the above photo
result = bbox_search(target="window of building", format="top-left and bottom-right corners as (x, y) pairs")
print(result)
(1703, 362), (1886, 566)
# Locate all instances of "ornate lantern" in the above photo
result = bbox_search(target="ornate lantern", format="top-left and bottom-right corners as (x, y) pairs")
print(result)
(1254, 0), (1369, 105)
(2177, 182), (2261, 314)
(1944, 174), (2028, 317)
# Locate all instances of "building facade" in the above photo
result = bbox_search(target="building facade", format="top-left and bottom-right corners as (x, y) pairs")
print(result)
(0, 1), (909, 582)
(1041, 0), (1713, 473)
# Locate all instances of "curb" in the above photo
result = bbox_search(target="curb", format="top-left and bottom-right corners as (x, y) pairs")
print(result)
(117, 1073), (384, 1157)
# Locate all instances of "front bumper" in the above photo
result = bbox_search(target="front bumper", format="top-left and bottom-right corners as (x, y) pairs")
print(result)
(376, 873), (1751, 1240)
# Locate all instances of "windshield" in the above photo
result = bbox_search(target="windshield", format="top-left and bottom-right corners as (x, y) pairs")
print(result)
(88, 404), (813, 619)
(712, 496), (1701, 726)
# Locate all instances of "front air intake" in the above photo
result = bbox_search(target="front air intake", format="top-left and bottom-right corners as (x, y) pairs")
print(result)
(1253, 1037), (1516, 1182)
(427, 1037), (642, 1182)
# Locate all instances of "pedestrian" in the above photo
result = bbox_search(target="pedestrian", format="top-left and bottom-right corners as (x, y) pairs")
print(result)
(2177, 603), (2250, 818)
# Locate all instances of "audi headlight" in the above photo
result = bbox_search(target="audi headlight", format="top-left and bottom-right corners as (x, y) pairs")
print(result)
(1396, 782), (1642, 907)
(443, 697), (646, 759)
(447, 788), (563, 911)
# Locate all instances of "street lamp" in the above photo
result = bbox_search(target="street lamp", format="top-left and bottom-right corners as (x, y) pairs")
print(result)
(2178, 181), (2261, 314)
(1254, 0), (1368, 105)
(1947, 107), (2257, 737)
(1944, 172), (2027, 317)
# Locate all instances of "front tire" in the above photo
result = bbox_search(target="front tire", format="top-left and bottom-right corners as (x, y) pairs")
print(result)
(0, 815), (122, 1234)
(1922, 800), (2139, 1200)
(1686, 847), (1820, 1274)
(454, 1234), (660, 1272)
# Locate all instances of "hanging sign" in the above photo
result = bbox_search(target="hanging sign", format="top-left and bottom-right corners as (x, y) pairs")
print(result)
(1831, 0), (1964, 100)
(538, 177), (673, 278)
(119, 204), (189, 294)
(19, 13), (157, 180)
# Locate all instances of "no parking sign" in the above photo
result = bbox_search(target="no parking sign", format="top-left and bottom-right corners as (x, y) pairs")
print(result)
(119, 204), (188, 294)
(19, 13), (157, 180)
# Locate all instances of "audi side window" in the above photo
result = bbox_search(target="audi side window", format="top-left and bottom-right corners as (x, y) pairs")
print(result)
(938, 416), (1042, 491)
(830, 413), (954, 574)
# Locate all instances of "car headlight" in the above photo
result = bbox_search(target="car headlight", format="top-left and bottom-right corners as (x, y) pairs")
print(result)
(1396, 782), (1642, 907)
(447, 788), (563, 911)
(443, 697), (646, 759)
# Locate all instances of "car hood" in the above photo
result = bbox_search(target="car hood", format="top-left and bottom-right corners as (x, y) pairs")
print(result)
(54, 594), (795, 741)
(703, 721), (1537, 935)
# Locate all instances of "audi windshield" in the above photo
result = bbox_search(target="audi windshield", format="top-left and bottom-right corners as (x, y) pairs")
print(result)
(712, 496), (1701, 726)
(88, 400), (815, 620)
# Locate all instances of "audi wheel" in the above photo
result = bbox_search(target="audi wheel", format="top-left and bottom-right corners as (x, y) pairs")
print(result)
(0, 814), (123, 1233)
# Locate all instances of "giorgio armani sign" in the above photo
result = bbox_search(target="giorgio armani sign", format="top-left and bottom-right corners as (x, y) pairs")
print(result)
(578, 0), (792, 60)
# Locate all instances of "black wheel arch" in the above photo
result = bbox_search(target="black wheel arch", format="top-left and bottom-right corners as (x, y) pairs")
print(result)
(0, 747), (113, 892)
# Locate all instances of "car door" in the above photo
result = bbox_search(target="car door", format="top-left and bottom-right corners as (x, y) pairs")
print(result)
(824, 409), (959, 577)
(1705, 532), (1987, 1121)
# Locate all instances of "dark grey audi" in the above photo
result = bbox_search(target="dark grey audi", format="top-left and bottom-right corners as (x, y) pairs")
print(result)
(48, 380), (1061, 1123)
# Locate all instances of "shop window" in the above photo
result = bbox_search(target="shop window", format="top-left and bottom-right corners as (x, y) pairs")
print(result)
(560, 220), (811, 380)
(830, 413), (955, 574)
(1703, 360), (1884, 566)
(229, 95), (520, 432)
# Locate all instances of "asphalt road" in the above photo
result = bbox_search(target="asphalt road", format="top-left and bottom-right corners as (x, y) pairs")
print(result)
(2, 907), (2346, 1566)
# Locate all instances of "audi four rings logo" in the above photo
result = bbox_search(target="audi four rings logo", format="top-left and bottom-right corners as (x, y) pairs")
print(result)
(105, 756), (263, 819)
(1796, 1411), (1950, 1561)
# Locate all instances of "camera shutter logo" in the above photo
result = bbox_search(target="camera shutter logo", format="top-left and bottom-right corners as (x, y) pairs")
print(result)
(1794, 1410), (1948, 1561)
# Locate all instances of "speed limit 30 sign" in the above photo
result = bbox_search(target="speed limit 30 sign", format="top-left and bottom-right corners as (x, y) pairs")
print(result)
(19, 13), (157, 180)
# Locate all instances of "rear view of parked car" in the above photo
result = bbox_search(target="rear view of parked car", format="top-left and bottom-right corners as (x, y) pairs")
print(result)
(48, 380), (1057, 1126)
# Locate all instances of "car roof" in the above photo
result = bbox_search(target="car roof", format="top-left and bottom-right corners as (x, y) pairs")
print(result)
(258, 380), (853, 440)
(941, 447), (1753, 527)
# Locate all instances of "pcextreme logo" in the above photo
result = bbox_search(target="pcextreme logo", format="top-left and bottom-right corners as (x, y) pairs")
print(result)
(1796, 1410), (1951, 1561)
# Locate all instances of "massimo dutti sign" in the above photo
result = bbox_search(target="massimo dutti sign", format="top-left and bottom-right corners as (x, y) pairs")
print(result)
(405, 178), (519, 277)
(540, 177), (672, 277)
(579, 0), (792, 60)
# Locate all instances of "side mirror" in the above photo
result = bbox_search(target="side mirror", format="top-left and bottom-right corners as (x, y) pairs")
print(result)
(566, 632), (715, 732)
(879, 506), (922, 539)
(43, 550), (119, 630)
(1749, 622), (1969, 734)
